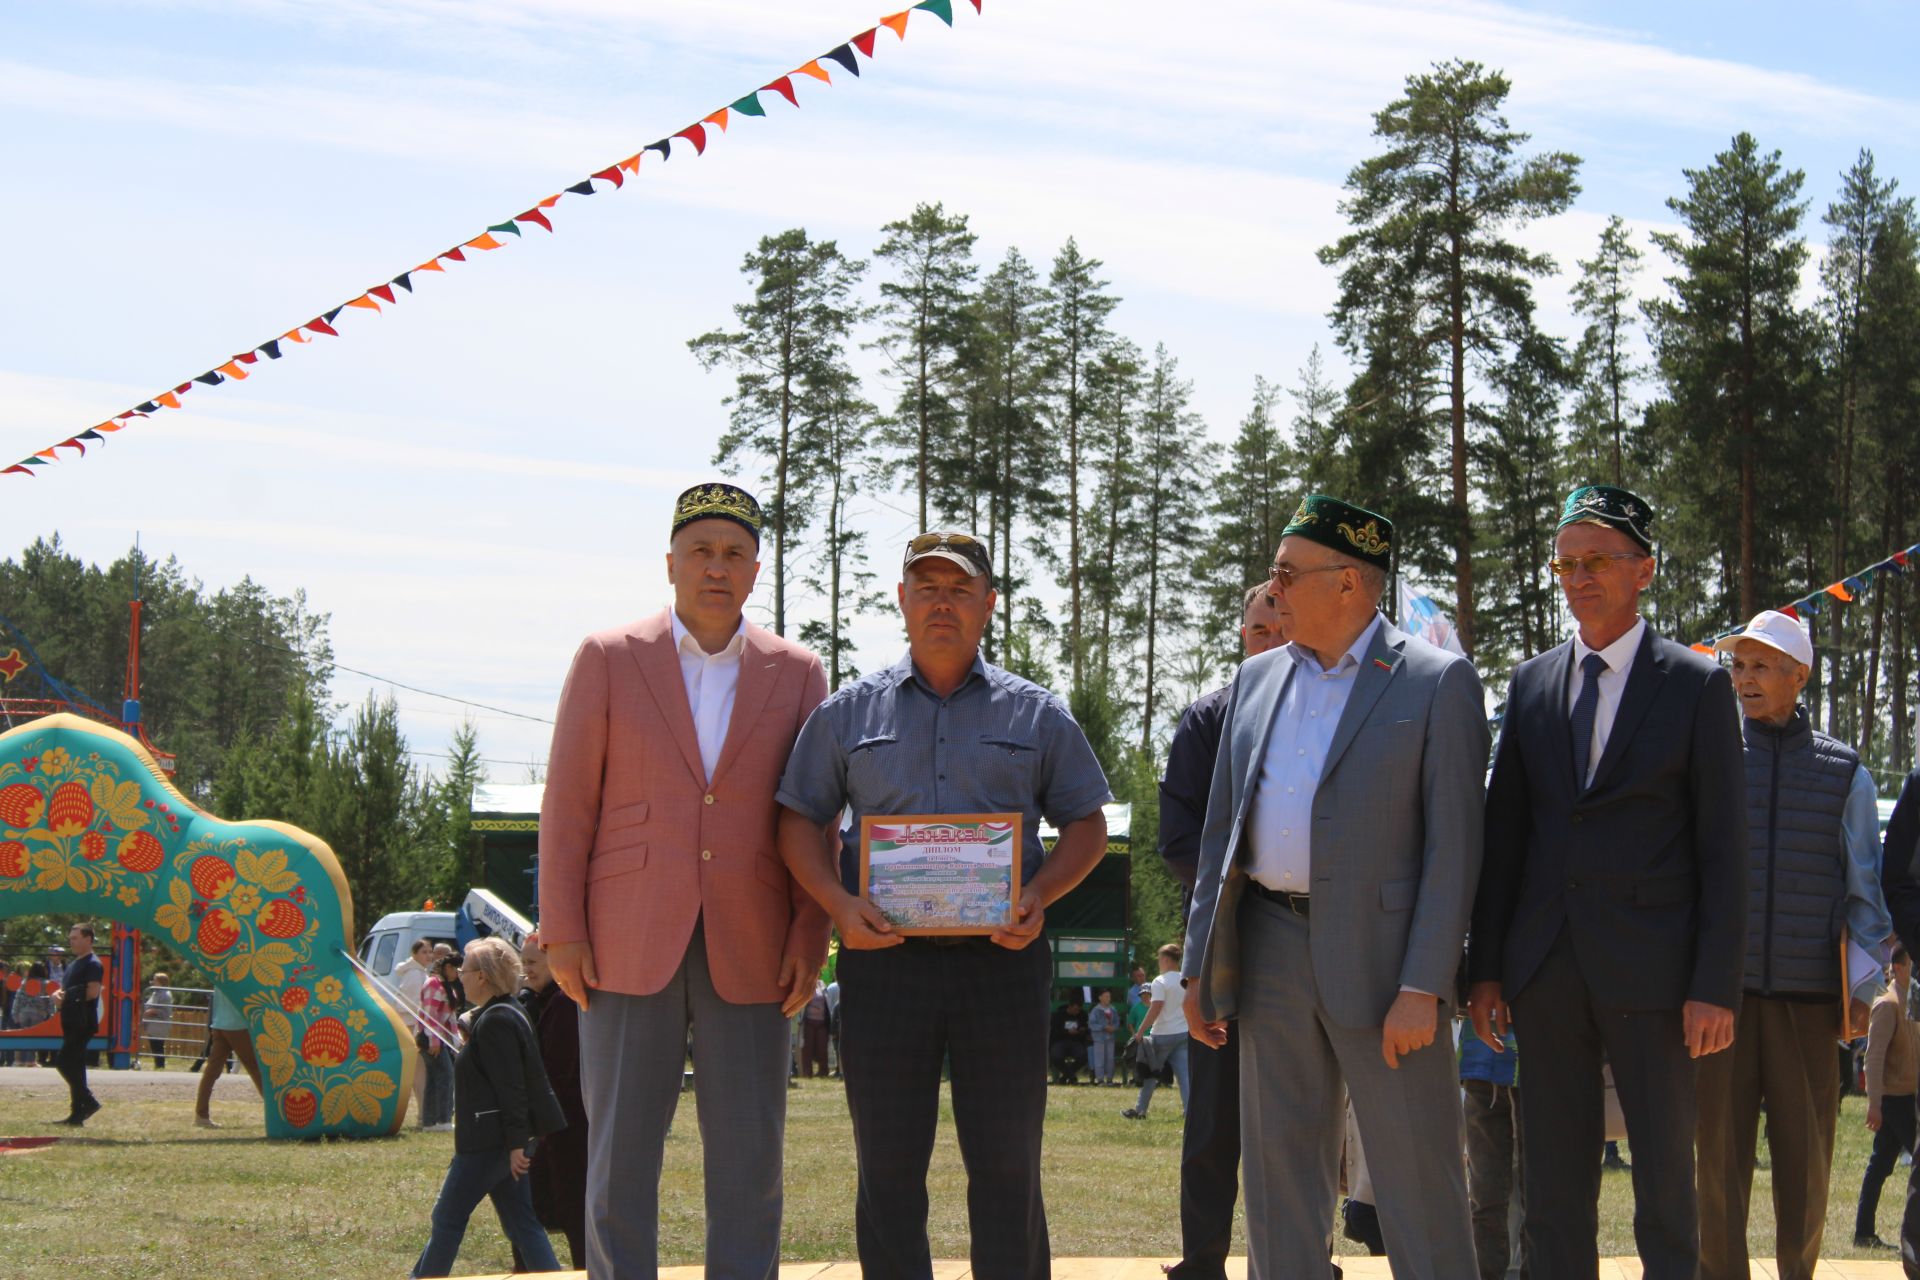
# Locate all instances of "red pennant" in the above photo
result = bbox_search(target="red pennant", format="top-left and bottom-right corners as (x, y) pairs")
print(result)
(1780, 605), (1800, 620)
(674, 124), (708, 154)
(853, 27), (878, 56)
(1898, 551), (1912, 566)
(371, 284), (397, 304)
(2, 465), (32, 477)
(236, 351), (259, 365)
(969, 0), (981, 9)
(174, 383), (193, 394)
(58, 438), (85, 455)
(442, 247), (467, 263)
(516, 208), (554, 233)
(592, 165), (625, 188)
(763, 75), (798, 107)
(307, 317), (339, 337)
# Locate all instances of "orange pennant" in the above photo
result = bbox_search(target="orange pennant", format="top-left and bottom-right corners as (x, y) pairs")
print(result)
(465, 232), (504, 251)
(795, 59), (831, 83)
(156, 392), (181, 410)
(618, 153), (642, 174)
(36, 449), (58, 460)
(94, 421), (123, 434)
(704, 108), (731, 131)
(881, 10), (911, 37)
(538, 195), (561, 209)
(415, 258), (446, 274)
(346, 294), (381, 312)
(1825, 582), (1853, 602)
(217, 361), (248, 380)
(282, 328), (309, 344)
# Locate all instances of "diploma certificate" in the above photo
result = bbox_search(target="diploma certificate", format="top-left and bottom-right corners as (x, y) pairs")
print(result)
(858, 813), (1023, 935)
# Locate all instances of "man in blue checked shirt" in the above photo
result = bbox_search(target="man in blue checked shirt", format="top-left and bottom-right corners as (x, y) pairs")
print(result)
(776, 530), (1110, 1280)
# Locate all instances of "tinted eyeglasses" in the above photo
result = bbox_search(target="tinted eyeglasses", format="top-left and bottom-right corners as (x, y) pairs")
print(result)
(904, 532), (993, 578)
(1266, 563), (1348, 591)
(1547, 552), (1646, 577)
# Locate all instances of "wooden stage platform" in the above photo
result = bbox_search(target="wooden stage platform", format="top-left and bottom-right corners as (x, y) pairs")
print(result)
(451, 1259), (1910, 1278)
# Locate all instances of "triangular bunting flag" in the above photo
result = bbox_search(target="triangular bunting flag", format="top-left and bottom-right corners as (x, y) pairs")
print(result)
(853, 28), (879, 57)
(307, 317), (339, 337)
(156, 392), (181, 409)
(194, 371), (226, 385)
(76, 429), (104, 445)
(442, 247), (467, 263)
(645, 140), (672, 162)
(969, 0), (982, 10)
(58, 438), (85, 455)
(93, 421), (122, 433)
(324, 306), (345, 322)
(346, 294), (381, 312)
(1690, 643), (1714, 654)
(538, 195), (561, 209)
(730, 91), (767, 117)
(236, 351), (259, 364)
(259, 340), (283, 359)
(174, 383), (193, 393)
(824, 43), (861, 76)
(618, 153), (642, 174)
(1780, 604), (1800, 620)
(880, 11), (912, 39)
(370, 284), (397, 304)
(1825, 582), (1852, 602)
(487, 221), (523, 237)
(464, 233), (503, 251)
(704, 108), (731, 131)
(2, 466), (33, 477)
(283, 329), (310, 343)
(36, 449), (58, 460)
(417, 258), (446, 273)
(217, 361), (249, 379)
(795, 59), (831, 83)
(391, 273), (414, 292)
(592, 165), (625, 188)
(135, 401), (160, 414)
(913, 0), (954, 25)
(516, 209), (554, 233)
(674, 124), (708, 154)
(763, 76), (798, 107)
(565, 180), (596, 196)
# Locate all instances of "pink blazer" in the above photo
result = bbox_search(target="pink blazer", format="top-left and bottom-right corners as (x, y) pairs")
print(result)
(537, 609), (831, 1003)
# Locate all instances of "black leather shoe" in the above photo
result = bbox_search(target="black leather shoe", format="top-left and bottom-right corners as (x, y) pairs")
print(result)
(78, 1098), (102, 1123)
(1855, 1232), (1894, 1249)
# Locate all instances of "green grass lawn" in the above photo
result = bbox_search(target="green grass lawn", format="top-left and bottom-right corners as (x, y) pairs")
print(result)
(0, 1071), (1905, 1278)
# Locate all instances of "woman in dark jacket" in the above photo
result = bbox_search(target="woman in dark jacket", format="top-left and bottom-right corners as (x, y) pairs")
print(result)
(515, 937), (589, 1270)
(410, 937), (564, 1278)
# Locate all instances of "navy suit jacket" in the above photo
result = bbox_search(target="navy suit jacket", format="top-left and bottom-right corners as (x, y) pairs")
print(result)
(1467, 625), (1748, 1011)
(1159, 683), (1231, 894)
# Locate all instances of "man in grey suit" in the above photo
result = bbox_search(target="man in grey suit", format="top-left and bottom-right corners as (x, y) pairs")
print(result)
(1182, 494), (1489, 1280)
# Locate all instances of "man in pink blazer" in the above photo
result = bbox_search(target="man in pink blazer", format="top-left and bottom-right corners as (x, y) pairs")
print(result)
(539, 482), (831, 1280)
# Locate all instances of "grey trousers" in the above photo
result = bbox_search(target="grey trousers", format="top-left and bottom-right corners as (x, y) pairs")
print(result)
(577, 920), (790, 1280)
(1237, 894), (1476, 1280)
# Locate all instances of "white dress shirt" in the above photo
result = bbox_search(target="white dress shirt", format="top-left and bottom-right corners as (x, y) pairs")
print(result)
(1566, 617), (1646, 787)
(670, 609), (746, 780)
(1245, 613), (1385, 892)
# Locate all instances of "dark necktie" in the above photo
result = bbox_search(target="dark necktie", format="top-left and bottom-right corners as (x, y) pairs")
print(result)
(1570, 652), (1607, 790)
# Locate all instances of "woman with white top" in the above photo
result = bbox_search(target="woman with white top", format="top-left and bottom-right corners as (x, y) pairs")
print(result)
(1122, 942), (1192, 1119)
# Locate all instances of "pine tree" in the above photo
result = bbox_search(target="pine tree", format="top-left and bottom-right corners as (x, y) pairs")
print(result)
(797, 363), (886, 688)
(1319, 59), (1581, 655)
(1129, 345), (1215, 752)
(1568, 215), (1644, 486)
(689, 229), (867, 636)
(1084, 339), (1145, 689)
(1200, 375), (1294, 665)
(969, 248), (1053, 664)
(1646, 133), (1815, 622)
(872, 203), (979, 529)
(1040, 238), (1120, 699)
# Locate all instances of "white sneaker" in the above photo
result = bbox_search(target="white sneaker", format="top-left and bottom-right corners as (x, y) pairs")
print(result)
(424, 1122), (454, 1133)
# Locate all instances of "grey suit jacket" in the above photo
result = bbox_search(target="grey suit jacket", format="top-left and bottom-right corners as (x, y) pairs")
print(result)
(1182, 617), (1490, 1030)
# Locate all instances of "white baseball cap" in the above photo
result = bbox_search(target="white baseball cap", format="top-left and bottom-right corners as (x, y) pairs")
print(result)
(1714, 609), (1813, 668)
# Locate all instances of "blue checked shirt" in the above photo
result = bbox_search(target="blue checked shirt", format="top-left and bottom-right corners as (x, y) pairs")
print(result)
(776, 651), (1112, 894)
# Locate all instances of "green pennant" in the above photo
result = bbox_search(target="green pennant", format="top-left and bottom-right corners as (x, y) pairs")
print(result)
(729, 92), (767, 118)
(914, 0), (955, 23)
(1858, 568), (1877, 589)
(487, 221), (523, 237)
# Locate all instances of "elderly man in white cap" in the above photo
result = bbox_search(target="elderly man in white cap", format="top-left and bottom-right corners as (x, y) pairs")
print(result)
(1695, 609), (1891, 1280)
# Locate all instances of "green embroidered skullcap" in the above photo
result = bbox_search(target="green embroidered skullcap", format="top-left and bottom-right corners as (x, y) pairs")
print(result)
(672, 482), (763, 545)
(1558, 484), (1653, 553)
(1282, 493), (1393, 572)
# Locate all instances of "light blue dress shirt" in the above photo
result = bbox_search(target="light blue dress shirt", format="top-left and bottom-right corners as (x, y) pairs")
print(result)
(1245, 613), (1385, 893)
(1845, 763), (1894, 999)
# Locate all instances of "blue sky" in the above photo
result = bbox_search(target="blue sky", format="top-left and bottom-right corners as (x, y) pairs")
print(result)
(4, 0), (1917, 776)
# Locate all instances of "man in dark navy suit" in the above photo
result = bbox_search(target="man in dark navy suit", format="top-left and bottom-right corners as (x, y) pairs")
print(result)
(1467, 485), (1747, 1280)
(1158, 584), (1284, 1280)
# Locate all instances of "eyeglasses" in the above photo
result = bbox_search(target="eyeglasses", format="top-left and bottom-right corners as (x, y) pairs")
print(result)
(904, 531), (993, 578)
(1547, 552), (1646, 577)
(908, 532), (982, 554)
(1267, 563), (1348, 591)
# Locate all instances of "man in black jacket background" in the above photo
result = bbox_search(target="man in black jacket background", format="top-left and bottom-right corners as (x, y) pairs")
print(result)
(1157, 584), (1284, 1280)
(1876, 770), (1920, 1277)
